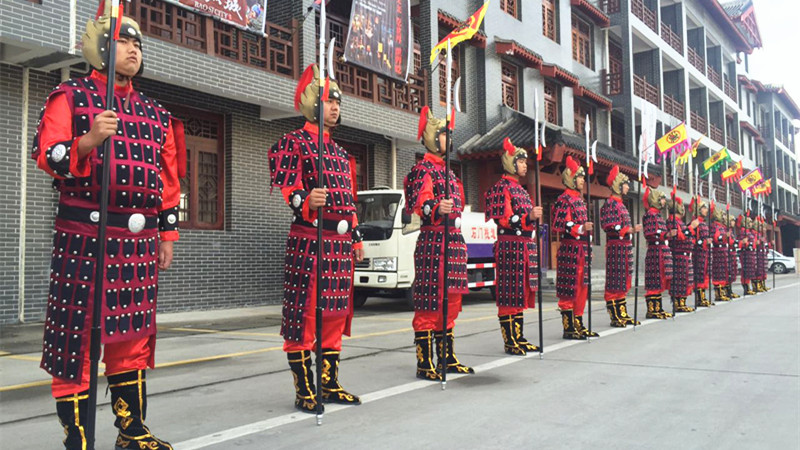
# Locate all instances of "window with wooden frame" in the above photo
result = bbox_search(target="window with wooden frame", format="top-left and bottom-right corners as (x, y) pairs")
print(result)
(501, 0), (519, 19)
(544, 81), (560, 125)
(542, 0), (558, 42)
(574, 100), (595, 138)
(169, 106), (225, 230)
(571, 14), (593, 69)
(501, 60), (520, 111)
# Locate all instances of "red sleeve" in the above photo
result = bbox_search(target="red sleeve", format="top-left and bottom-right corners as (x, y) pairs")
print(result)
(498, 190), (513, 228)
(280, 185), (318, 223)
(413, 173), (442, 224)
(37, 93), (92, 179)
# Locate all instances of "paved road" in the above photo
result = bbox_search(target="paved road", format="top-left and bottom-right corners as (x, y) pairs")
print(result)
(1, 276), (798, 449)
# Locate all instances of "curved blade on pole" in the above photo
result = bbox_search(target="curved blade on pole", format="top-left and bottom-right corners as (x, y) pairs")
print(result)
(327, 38), (337, 80)
(540, 120), (547, 148)
(532, 88), (544, 357)
(314, 0), (327, 426)
(453, 77), (461, 113)
(440, 38), (453, 390)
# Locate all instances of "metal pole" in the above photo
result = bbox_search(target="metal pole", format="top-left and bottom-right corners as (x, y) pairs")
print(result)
(670, 153), (677, 319)
(584, 117), (593, 340)
(633, 134), (645, 330)
(708, 170), (715, 305)
(440, 39), (452, 390)
(772, 203), (777, 290)
(86, 1), (120, 447)
(533, 90), (544, 358)
(315, 0), (327, 425)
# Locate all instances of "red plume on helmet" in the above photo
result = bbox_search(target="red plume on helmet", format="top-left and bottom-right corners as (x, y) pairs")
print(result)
(417, 106), (430, 141)
(606, 165), (619, 187)
(294, 64), (316, 112)
(675, 196), (683, 204)
(565, 155), (580, 175)
(737, 215), (743, 228)
(503, 137), (516, 156)
(643, 185), (651, 210)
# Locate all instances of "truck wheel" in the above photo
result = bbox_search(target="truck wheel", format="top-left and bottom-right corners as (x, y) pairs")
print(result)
(353, 292), (368, 308)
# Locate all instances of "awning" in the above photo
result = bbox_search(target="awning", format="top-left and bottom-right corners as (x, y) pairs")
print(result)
(575, 85), (612, 110)
(570, 0), (610, 27)
(495, 38), (542, 69)
(541, 63), (579, 88)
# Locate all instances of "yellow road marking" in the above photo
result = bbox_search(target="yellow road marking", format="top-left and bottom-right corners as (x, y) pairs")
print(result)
(163, 327), (282, 338)
(0, 351), (10, 356)
(0, 307), (563, 392)
(5, 355), (41, 362)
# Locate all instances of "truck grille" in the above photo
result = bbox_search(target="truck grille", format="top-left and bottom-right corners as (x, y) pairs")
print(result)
(355, 258), (371, 269)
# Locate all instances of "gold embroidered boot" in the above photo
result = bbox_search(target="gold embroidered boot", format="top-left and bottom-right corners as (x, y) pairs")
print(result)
(287, 350), (323, 414)
(499, 315), (526, 356)
(320, 350), (360, 405)
(513, 313), (540, 352)
(560, 309), (585, 340)
(108, 370), (172, 450)
(414, 330), (441, 381)
(696, 289), (711, 307)
(574, 315), (599, 337)
(727, 285), (740, 298)
(55, 390), (88, 450)
(675, 297), (694, 313)
(616, 299), (640, 325)
(607, 300), (626, 328)
(435, 329), (475, 374)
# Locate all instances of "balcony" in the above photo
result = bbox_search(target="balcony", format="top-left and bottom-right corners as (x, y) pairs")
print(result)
(128, 0), (298, 78)
(710, 123), (724, 143)
(632, 0), (658, 33)
(726, 136), (738, 152)
(600, 0), (621, 14)
(724, 78), (737, 101)
(688, 47), (705, 74)
(661, 23), (683, 54)
(633, 74), (660, 107)
(601, 70), (623, 96)
(691, 111), (708, 133)
(707, 65), (722, 89)
(777, 169), (792, 185)
(731, 189), (742, 208)
(663, 94), (684, 119)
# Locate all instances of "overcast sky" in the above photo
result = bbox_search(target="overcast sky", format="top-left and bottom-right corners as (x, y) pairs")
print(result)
(748, 0), (800, 130)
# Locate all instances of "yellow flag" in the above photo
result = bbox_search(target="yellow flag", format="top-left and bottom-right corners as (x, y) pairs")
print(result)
(656, 123), (689, 156)
(430, 2), (489, 64)
(738, 168), (764, 192)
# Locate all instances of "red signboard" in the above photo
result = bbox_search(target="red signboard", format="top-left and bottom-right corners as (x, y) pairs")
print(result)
(163, 0), (268, 35)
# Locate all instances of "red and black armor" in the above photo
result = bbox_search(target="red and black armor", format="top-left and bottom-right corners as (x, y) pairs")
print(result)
(404, 154), (468, 310)
(32, 72), (181, 384)
(710, 219), (729, 287)
(552, 189), (590, 304)
(485, 175), (538, 307)
(740, 220), (757, 283)
(600, 196), (633, 297)
(728, 220), (739, 286)
(268, 122), (361, 342)
(693, 217), (710, 290)
(643, 207), (673, 293)
(667, 214), (694, 298)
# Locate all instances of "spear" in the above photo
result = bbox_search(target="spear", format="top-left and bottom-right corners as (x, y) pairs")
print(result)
(584, 116), (596, 339)
(439, 39), (453, 390)
(670, 152), (677, 319)
(633, 133), (646, 330)
(708, 168), (715, 305)
(533, 90), (544, 358)
(772, 202), (777, 289)
(86, 1), (122, 447)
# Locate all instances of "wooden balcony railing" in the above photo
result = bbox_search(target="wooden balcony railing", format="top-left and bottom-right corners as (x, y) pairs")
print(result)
(688, 47), (705, 74)
(727, 136), (738, 152)
(661, 23), (682, 54)
(602, 70), (623, 96)
(600, 0), (621, 14)
(707, 65), (722, 89)
(691, 111), (708, 133)
(128, 0), (298, 79)
(710, 123), (724, 143)
(663, 94), (684, 119)
(632, 0), (658, 33)
(633, 74), (660, 107)
(724, 78), (737, 101)
(777, 169), (790, 185)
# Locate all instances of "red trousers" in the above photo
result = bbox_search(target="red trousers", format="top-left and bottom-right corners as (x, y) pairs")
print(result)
(51, 338), (151, 398)
(413, 294), (462, 331)
(283, 314), (347, 352)
(558, 281), (588, 317)
(498, 288), (536, 316)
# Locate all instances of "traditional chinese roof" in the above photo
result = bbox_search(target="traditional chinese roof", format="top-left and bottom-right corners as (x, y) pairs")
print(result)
(575, 85), (612, 110)
(495, 38), (542, 69)
(570, 0), (610, 27)
(540, 63), (579, 88)
(438, 9), (487, 48)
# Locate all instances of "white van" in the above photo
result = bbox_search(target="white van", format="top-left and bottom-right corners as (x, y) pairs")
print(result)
(353, 187), (497, 307)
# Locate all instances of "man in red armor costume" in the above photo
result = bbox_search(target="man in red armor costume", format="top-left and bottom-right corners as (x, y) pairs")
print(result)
(268, 64), (364, 413)
(552, 156), (596, 339)
(667, 198), (699, 313)
(642, 187), (674, 319)
(405, 107), (473, 380)
(599, 165), (642, 327)
(32, 5), (183, 448)
(484, 138), (542, 355)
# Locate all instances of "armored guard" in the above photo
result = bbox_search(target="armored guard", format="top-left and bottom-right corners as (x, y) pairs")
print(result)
(268, 64), (363, 413)
(667, 198), (697, 313)
(32, 5), (182, 448)
(484, 138), (542, 355)
(710, 206), (731, 301)
(599, 165), (641, 327)
(755, 218), (769, 292)
(691, 198), (713, 306)
(405, 107), (473, 380)
(642, 188), (674, 319)
(552, 156), (595, 339)
(739, 216), (757, 295)
(727, 216), (741, 299)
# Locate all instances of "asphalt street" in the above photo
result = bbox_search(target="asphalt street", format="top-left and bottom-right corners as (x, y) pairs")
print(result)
(1, 275), (798, 449)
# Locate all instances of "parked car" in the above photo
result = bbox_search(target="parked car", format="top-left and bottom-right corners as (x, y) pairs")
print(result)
(768, 249), (796, 274)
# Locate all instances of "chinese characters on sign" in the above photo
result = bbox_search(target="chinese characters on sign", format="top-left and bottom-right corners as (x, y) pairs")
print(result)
(344, 0), (411, 82)
(163, 0), (269, 35)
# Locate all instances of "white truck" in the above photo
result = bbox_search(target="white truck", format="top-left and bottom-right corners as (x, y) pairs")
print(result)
(353, 187), (497, 308)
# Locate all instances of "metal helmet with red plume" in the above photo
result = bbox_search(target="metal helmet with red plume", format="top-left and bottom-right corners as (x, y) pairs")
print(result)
(605, 164), (629, 195)
(501, 137), (528, 175)
(82, 0), (143, 73)
(294, 64), (342, 124)
(562, 155), (585, 189)
(417, 106), (447, 154)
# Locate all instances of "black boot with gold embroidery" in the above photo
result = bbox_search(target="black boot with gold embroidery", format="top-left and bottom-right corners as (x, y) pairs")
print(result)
(435, 329), (475, 374)
(108, 370), (173, 450)
(616, 299), (640, 325)
(696, 289), (711, 307)
(645, 295), (661, 319)
(607, 300), (626, 328)
(714, 286), (731, 301)
(743, 282), (756, 296)
(513, 313), (540, 353)
(499, 315), (526, 355)
(675, 297), (694, 313)
(560, 309), (586, 340)
(727, 285), (740, 299)
(414, 330), (441, 381)
(320, 350), (361, 405)
(287, 350), (323, 414)
(574, 315), (599, 337)
(55, 390), (88, 450)
(654, 296), (673, 318)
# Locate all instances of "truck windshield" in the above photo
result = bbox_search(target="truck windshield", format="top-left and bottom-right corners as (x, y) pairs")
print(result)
(355, 193), (401, 241)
